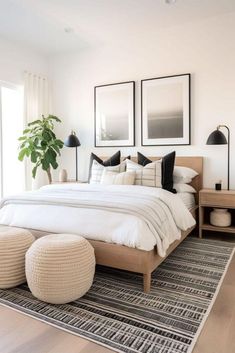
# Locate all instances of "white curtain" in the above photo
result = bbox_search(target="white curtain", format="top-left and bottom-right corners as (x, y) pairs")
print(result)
(24, 72), (50, 190)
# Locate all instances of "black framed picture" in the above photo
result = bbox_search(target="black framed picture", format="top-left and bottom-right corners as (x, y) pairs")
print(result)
(141, 73), (191, 146)
(94, 81), (135, 147)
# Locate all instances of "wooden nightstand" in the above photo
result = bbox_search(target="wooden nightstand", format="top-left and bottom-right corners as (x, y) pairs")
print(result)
(199, 189), (235, 238)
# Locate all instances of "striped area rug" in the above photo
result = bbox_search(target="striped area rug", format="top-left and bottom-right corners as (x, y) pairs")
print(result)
(0, 238), (234, 353)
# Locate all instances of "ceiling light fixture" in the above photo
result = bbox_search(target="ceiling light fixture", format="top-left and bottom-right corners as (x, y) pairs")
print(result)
(165, 0), (177, 4)
(64, 27), (74, 34)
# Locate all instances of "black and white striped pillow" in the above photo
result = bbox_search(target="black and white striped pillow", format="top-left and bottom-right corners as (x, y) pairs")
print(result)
(90, 160), (126, 184)
(88, 151), (121, 181)
(137, 151), (176, 193)
(126, 159), (162, 187)
(100, 170), (135, 185)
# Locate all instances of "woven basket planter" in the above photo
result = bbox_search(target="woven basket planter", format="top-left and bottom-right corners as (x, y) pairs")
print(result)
(0, 227), (35, 289)
(26, 234), (96, 304)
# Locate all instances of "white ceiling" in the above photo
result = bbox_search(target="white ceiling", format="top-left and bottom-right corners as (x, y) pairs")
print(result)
(0, 0), (235, 54)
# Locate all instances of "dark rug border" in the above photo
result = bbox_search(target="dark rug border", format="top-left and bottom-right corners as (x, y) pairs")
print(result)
(0, 243), (234, 353)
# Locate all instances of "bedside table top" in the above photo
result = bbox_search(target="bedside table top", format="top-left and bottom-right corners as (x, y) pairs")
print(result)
(200, 189), (235, 195)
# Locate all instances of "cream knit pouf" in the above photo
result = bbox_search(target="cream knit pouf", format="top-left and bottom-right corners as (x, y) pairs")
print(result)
(0, 227), (35, 289)
(26, 234), (96, 304)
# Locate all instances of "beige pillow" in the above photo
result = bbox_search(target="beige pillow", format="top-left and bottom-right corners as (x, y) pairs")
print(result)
(173, 166), (198, 184)
(89, 160), (126, 184)
(126, 159), (162, 187)
(100, 170), (135, 185)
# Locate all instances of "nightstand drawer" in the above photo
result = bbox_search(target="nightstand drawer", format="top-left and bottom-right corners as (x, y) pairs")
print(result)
(200, 192), (235, 208)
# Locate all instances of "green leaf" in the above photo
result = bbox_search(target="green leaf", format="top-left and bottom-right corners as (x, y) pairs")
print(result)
(50, 160), (58, 170)
(33, 136), (39, 146)
(54, 139), (64, 148)
(28, 120), (42, 126)
(18, 148), (27, 161)
(30, 151), (38, 163)
(28, 139), (34, 149)
(25, 148), (31, 157)
(51, 145), (60, 154)
(44, 149), (56, 164)
(48, 115), (61, 123)
(19, 141), (27, 149)
(18, 136), (27, 141)
(49, 148), (57, 158)
(47, 129), (56, 139)
(40, 140), (47, 150)
(41, 159), (50, 171)
(32, 165), (38, 178)
(42, 131), (51, 142)
(35, 146), (45, 151)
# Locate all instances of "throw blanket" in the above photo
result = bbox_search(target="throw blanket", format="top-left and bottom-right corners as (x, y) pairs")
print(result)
(0, 184), (195, 256)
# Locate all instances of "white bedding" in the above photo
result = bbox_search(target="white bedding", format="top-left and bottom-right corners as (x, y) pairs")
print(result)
(177, 192), (196, 209)
(0, 184), (195, 255)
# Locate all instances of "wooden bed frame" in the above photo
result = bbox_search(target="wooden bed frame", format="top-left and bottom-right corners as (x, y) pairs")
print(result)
(88, 156), (203, 293)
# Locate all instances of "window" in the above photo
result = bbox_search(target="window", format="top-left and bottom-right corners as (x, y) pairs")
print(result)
(0, 83), (24, 197)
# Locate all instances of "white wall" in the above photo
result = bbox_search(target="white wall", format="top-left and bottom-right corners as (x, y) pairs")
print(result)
(49, 12), (235, 189)
(0, 37), (49, 85)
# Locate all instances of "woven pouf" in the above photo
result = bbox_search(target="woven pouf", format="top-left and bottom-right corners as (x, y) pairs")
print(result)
(26, 234), (96, 304)
(0, 227), (35, 289)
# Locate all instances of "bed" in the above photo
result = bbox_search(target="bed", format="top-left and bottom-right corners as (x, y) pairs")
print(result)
(0, 157), (203, 293)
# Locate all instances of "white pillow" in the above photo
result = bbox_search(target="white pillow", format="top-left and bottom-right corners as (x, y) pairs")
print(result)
(173, 166), (198, 184)
(126, 159), (162, 187)
(174, 183), (196, 193)
(100, 170), (135, 185)
(89, 160), (126, 184)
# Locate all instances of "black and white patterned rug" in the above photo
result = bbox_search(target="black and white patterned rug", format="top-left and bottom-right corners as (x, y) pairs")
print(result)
(0, 238), (234, 353)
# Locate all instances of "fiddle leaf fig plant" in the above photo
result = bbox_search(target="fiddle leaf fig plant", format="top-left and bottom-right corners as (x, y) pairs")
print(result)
(18, 115), (64, 184)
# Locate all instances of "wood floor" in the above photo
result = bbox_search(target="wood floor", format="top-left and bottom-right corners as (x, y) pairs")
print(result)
(0, 234), (235, 353)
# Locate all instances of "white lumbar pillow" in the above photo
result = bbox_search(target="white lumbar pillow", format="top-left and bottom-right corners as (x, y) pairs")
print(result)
(126, 159), (162, 187)
(173, 166), (198, 184)
(100, 170), (135, 185)
(90, 160), (126, 184)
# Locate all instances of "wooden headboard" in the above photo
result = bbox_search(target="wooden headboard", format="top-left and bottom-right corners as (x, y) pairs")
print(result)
(131, 156), (203, 203)
(102, 156), (203, 203)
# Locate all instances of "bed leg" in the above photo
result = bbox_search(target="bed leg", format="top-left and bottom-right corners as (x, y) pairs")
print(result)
(143, 272), (151, 293)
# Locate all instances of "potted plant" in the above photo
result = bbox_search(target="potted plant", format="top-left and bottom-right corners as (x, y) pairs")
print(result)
(18, 115), (64, 184)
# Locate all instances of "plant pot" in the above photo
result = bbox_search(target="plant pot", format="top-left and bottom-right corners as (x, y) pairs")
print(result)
(59, 169), (68, 182)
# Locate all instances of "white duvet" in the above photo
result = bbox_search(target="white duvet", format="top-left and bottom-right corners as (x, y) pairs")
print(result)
(0, 184), (195, 256)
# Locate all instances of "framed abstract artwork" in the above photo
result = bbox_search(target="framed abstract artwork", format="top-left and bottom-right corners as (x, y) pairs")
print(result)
(141, 73), (191, 146)
(94, 81), (135, 147)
